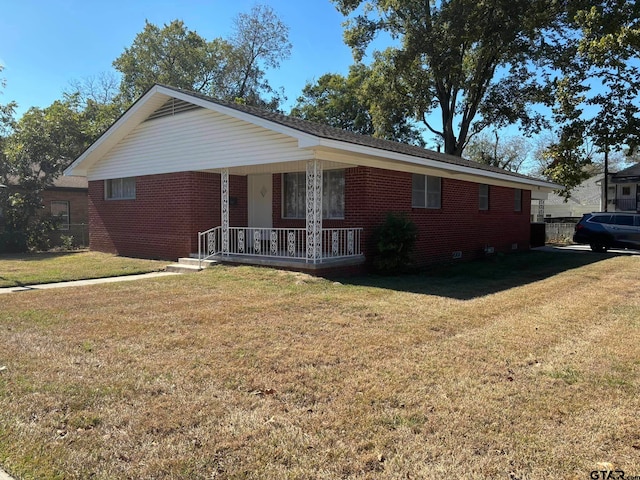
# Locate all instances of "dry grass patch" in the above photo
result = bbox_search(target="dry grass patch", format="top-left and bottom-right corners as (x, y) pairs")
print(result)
(0, 253), (639, 479)
(0, 251), (167, 287)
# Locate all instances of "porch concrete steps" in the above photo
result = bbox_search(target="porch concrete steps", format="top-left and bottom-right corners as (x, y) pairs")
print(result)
(165, 257), (219, 273)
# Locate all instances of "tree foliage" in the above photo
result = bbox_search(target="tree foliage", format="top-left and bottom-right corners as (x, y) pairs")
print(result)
(0, 97), (100, 251)
(222, 4), (292, 109)
(465, 131), (530, 173)
(113, 19), (232, 103)
(543, 0), (640, 193)
(113, 5), (291, 110)
(0, 66), (16, 172)
(332, 0), (559, 156)
(291, 61), (424, 145)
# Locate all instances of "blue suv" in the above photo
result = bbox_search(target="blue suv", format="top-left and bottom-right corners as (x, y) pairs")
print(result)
(573, 212), (640, 252)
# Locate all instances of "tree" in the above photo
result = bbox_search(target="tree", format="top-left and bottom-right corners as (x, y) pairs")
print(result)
(543, 0), (640, 194)
(1, 98), (96, 251)
(0, 66), (16, 175)
(113, 5), (292, 110)
(0, 66), (16, 140)
(113, 19), (232, 103)
(292, 67), (375, 135)
(221, 4), (292, 109)
(332, 0), (559, 156)
(65, 72), (126, 139)
(465, 131), (530, 173)
(291, 62), (424, 145)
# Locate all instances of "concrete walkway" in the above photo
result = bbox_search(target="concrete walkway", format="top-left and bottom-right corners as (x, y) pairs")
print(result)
(0, 271), (180, 294)
(533, 244), (640, 255)
(0, 467), (14, 480)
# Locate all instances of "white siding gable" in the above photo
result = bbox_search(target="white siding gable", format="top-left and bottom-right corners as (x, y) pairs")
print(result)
(87, 108), (313, 180)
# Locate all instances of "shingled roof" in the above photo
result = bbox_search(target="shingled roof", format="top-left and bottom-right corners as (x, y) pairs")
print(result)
(158, 84), (544, 185)
(611, 162), (640, 183)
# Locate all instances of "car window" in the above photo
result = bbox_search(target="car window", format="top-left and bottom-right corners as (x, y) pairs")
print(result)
(636, 216), (640, 227)
(614, 215), (634, 226)
(589, 215), (613, 224)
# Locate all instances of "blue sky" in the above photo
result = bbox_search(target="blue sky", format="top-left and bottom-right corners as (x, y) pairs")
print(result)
(0, 0), (358, 118)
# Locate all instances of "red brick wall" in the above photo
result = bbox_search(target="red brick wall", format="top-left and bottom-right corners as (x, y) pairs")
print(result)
(42, 188), (89, 246)
(42, 189), (88, 227)
(274, 166), (531, 267)
(89, 172), (247, 260)
(89, 167), (531, 265)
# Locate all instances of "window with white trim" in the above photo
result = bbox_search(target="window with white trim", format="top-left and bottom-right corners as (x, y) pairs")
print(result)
(105, 177), (136, 200)
(51, 201), (70, 230)
(514, 188), (522, 212)
(412, 174), (441, 209)
(282, 170), (345, 219)
(479, 184), (489, 211)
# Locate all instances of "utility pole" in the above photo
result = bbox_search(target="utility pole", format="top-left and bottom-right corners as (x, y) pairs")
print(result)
(604, 142), (609, 212)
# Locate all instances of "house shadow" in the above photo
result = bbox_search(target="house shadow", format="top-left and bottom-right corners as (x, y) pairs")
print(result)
(339, 249), (628, 300)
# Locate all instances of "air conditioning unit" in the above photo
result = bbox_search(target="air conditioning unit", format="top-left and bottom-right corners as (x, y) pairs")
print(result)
(452, 251), (462, 259)
(512, 243), (518, 250)
(485, 246), (495, 254)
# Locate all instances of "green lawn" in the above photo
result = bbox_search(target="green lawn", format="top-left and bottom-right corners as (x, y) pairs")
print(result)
(0, 251), (639, 479)
(0, 251), (167, 287)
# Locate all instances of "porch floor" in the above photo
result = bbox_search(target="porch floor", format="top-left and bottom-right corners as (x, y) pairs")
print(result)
(189, 253), (365, 272)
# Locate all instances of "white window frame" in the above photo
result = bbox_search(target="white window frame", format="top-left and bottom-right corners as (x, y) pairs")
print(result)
(412, 174), (441, 209)
(51, 201), (70, 230)
(282, 170), (345, 220)
(479, 184), (489, 211)
(105, 177), (136, 200)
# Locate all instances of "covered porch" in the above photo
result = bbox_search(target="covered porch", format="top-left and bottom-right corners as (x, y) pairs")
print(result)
(196, 159), (365, 271)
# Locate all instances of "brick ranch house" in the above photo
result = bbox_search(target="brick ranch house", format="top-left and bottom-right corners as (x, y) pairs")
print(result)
(64, 84), (557, 274)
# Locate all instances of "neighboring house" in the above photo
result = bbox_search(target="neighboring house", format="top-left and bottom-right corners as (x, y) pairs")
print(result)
(43, 175), (89, 245)
(531, 175), (602, 222)
(65, 84), (557, 274)
(606, 163), (640, 212)
(0, 175), (89, 247)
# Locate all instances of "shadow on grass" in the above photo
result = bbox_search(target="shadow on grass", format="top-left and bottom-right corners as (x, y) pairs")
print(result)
(340, 250), (624, 300)
(0, 251), (86, 262)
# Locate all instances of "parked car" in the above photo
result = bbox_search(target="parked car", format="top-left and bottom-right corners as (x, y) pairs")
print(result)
(573, 212), (640, 252)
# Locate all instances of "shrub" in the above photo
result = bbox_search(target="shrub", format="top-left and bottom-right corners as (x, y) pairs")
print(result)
(0, 230), (28, 253)
(372, 213), (418, 274)
(60, 235), (75, 251)
(25, 217), (56, 252)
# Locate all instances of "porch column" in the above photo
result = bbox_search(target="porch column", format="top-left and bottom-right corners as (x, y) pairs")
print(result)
(221, 168), (229, 255)
(538, 200), (545, 222)
(306, 159), (323, 263)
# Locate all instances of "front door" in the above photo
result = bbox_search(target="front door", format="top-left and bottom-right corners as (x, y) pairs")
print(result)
(248, 174), (273, 229)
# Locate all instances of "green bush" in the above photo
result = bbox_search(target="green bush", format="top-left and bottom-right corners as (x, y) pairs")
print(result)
(0, 230), (28, 253)
(60, 235), (75, 251)
(25, 217), (56, 252)
(372, 213), (418, 274)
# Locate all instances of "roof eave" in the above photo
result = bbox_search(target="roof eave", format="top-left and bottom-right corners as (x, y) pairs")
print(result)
(308, 138), (560, 192)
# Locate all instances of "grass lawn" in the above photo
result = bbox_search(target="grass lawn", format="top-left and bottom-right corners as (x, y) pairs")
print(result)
(0, 251), (168, 288)
(0, 251), (638, 479)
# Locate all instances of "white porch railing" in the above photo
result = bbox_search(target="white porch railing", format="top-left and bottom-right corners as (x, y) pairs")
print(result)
(198, 226), (363, 268)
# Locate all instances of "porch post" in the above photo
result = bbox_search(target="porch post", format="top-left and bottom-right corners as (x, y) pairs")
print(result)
(221, 168), (229, 255)
(306, 159), (323, 263)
